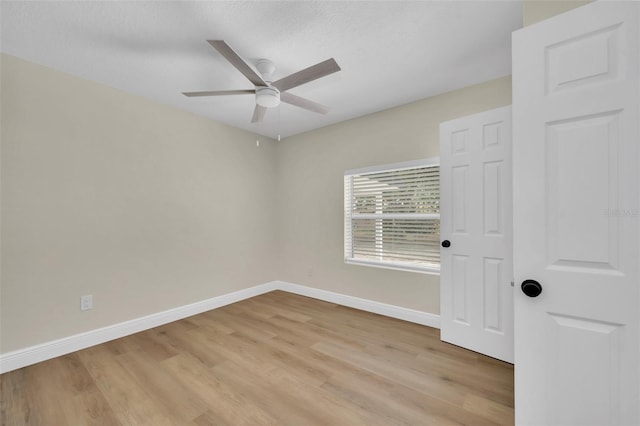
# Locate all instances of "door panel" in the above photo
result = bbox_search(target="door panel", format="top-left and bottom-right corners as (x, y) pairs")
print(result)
(440, 106), (513, 363)
(483, 257), (504, 333)
(483, 161), (504, 235)
(452, 254), (469, 324)
(548, 112), (620, 270)
(513, 2), (639, 424)
(451, 166), (469, 233)
(546, 24), (621, 94)
(545, 313), (622, 426)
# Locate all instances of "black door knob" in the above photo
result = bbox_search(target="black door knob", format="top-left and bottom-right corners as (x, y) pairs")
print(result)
(441, 240), (451, 248)
(521, 279), (542, 298)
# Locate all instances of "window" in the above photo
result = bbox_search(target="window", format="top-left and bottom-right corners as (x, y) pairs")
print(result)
(344, 158), (440, 274)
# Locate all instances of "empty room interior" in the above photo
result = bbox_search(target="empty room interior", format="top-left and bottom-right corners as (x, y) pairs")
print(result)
(2, 1), (640, 425)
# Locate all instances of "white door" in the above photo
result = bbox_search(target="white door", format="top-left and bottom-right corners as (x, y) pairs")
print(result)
(513, 2), (639, 425)
(440, 106), (514, 363)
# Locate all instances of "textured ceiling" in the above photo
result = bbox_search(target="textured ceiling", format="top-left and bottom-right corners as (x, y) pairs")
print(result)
(1, 1), (522, 139)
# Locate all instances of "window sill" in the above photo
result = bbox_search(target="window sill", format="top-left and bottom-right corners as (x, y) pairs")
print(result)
(345, 259), (440, 276)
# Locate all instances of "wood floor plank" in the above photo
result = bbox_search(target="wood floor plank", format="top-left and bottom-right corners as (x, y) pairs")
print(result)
(1, 368), (32, 425)
(312, 340), (469, 407)
(463, 393), (515, 425)
(161, 353), (279, 425)
(116, 349), (209, 422)
(211, 359), (375, 426)
(321, 368), (442, 425)
(1, 290), (514, 425)
(323, 370), (493, 426)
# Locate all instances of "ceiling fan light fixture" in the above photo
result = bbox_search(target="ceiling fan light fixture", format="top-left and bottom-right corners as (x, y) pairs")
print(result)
(255, 86), (280, 108)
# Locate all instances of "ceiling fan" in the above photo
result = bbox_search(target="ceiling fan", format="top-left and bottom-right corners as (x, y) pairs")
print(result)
(182, 40), (341, 123)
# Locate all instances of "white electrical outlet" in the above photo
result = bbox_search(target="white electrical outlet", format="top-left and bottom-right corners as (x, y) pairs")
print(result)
(80, 295), (93, 311)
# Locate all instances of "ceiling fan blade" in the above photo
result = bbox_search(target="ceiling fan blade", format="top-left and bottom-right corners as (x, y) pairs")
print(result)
(251, 105), (267, 123)
(182, 89), (255, 97)
(280, 92), (329, 115)
(207, 40), (267, 87)
(272, 58), (341, 92)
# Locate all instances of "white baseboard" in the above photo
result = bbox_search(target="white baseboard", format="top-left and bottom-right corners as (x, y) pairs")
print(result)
(276, 281), (441, 329)
(0, 282), (279, 374)
(0, 281), (439, 374)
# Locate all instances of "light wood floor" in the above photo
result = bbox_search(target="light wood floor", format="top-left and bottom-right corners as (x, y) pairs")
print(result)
(1, 291), (514, 425)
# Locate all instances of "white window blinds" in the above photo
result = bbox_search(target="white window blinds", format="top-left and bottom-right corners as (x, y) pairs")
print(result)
(344, 160), (440, 273)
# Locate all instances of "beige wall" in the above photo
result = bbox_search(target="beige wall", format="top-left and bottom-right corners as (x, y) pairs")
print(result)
(0, 1), (598, 355)
(0, 54), (279, 352)
(276, 76), (512, 315)
(523, 0), (591, 26)
(4, 0), (587, 354)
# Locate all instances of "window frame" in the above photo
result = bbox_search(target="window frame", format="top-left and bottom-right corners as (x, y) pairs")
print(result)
(344, 157), (441, 275)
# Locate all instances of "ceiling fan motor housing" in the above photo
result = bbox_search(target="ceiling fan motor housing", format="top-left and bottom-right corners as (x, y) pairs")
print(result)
(256, 86), (280, 108)
(256, 59), (276, 82)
